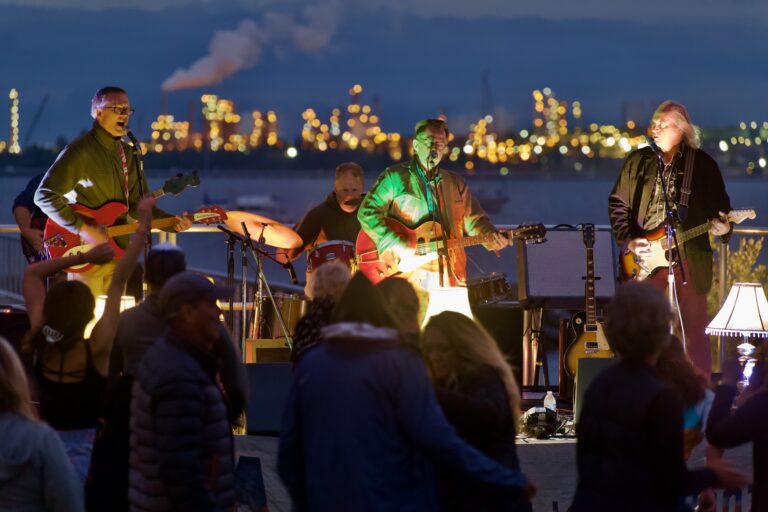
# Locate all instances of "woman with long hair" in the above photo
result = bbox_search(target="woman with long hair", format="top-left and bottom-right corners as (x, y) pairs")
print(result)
(422, 311), (527, 512)
(0, 336), (83, 511)
(20, 195), (153, 481)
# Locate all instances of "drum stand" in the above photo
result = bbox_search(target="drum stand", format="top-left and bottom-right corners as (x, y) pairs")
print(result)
(239, 222), (294, 351)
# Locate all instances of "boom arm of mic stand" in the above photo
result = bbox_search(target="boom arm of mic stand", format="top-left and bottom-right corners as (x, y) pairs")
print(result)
(239, 222), (294, 349)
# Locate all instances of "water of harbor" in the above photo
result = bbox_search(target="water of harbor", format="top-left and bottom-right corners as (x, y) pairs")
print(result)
(2, 168), (766, 286)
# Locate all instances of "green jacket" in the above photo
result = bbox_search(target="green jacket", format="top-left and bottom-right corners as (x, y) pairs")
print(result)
(35, 122), (172, 247)
(357, 159), (496, 285)
(608, 145), (732, 293)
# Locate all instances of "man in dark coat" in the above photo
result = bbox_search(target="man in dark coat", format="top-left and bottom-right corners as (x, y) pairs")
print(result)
(608, 101), (732, 376)
(129, 272), (236, 511)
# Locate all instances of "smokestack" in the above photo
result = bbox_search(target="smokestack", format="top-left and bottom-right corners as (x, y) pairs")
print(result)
(161, 91), (169, 115)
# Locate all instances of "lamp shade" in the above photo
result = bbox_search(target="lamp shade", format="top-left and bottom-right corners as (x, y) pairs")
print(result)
(422, 286), (474, 327)
(706, 283), (768, 338)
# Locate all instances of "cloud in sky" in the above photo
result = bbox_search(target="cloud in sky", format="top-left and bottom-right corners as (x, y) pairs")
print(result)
(2, 0), (765, 24)
(161, 3), (340, 92)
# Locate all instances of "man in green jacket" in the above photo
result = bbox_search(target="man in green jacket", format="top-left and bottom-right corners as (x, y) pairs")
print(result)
(358, 118), (509, 306)
(35, 86), (191, 297)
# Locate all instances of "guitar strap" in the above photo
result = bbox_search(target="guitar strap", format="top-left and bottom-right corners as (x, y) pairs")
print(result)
(117, 142), (131, 207)
(678, 144), (695, 222)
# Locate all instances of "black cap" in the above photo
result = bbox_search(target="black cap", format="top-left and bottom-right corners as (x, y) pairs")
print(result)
(159, 271), (233, 317)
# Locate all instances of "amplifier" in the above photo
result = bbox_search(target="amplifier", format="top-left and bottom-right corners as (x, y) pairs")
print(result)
(516, 226), (617, 308)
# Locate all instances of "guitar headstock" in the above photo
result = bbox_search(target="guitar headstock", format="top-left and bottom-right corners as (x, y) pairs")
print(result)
(581, 223), (595, 249)
(194, 205), (228, 224)
(727, 209), (757, 225)
(513, 224), (546, 244)
(162, 171), (201, 196)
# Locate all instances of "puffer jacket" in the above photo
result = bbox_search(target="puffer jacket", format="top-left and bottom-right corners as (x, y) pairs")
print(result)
(129, 333), (235, 512)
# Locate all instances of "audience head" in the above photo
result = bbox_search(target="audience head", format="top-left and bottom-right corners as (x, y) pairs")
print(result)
(145, 243), (187, 291)
(331, 272), (397, 329)
(604, 282), (672, 364)
(0, 336), (38, 421)
(307, 260), (351, 302)
(40, 280), (95, 348)
(160, 272), (233, 349)
(656, 335), (710, 406)
(376, 277), (421, 342)
(423, 311), (521, 422)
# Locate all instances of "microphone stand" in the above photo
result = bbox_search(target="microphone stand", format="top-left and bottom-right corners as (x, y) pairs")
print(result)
(654, 149), (686, 338)
(217, 225), (241, 334)
(239, 222), (293, 350)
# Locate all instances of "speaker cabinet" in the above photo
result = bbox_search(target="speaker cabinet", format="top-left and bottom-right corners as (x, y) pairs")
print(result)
(574, 357), (616, 424)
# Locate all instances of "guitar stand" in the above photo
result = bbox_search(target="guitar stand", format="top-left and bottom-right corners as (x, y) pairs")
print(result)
(522, 306), (551, 388)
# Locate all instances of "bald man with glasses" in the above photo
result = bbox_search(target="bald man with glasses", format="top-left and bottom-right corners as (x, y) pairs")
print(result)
(35, 86), (191, 296)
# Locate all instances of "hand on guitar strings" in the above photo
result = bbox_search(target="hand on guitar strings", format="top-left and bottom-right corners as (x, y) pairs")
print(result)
(83, 243), (114, 264)
(173, 211), (193, 232)
(136, 196), (157, 228)
(486, 231), (511, 252)
(709, 211), (730, 236)
(627, 237), (652, 259)
(79, 222), (109, 245)
(22, 226), (44, 253)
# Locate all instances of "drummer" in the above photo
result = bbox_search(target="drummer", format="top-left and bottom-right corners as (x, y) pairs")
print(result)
(276, 162), (364, 267)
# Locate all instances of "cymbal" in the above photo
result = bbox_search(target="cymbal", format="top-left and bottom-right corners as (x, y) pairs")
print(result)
(224, 211), (302, 249)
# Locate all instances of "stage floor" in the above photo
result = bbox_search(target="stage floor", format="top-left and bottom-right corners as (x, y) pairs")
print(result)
(235, 433), (753, 512)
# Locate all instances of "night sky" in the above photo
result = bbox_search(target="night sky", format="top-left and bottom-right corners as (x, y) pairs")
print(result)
(2, 0), (767, 145)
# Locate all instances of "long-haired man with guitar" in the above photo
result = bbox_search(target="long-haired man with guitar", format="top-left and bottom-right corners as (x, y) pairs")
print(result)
(34, 86), (192, 297)
(357, 118), (510, 304)
(608, 101), (735, 377)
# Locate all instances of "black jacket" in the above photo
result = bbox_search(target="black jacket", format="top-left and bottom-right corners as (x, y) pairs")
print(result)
(570, 360), (717, 512)
(608, 145), (731, 293)
(130, 334), (235, 512)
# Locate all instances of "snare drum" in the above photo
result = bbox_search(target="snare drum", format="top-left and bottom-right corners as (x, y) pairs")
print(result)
(261, 293), (307, 339)
(467, 272), (510, 305)
(307, 240), (356, 273)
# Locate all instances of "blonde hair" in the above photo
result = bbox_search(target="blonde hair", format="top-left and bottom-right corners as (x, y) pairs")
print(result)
(424, 312), (521, 425)
(652, 100), (701, 149)
(0, 337), (39, 421)
(307, 260), (351, 302)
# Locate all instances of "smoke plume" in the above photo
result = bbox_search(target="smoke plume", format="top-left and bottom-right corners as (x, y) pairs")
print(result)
(162, 3), (340, 92)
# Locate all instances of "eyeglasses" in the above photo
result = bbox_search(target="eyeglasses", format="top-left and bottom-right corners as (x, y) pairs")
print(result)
(103, 105), (135, 116)
(415, 138), (448, 151)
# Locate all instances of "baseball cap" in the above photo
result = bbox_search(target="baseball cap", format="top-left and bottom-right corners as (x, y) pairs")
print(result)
(159, 271), (234, 317)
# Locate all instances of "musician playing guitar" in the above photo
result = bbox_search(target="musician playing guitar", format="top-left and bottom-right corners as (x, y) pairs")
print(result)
(34, 86), (191, 297)
(357, 118), (509, 306)
(608, 101), (733, 378)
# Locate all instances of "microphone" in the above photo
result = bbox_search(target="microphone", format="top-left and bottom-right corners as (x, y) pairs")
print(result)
(646, 136), (663, 158)
(126, 130), (140, 148)
(282, 260), (299, 285)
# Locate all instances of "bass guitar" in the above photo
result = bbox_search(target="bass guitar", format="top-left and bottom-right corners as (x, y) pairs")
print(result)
(564, 224), (613, 378)
(356, 218), (546, 285)
(620, 209), (756, 281)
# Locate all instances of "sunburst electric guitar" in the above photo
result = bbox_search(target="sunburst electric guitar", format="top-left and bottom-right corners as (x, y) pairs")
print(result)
(564, 224), (613, 378)
(620, 209), (756, 282)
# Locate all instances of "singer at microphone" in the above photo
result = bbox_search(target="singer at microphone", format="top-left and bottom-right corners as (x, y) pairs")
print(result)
(33, 85), (193, 296)
(608, 101), (734, 378)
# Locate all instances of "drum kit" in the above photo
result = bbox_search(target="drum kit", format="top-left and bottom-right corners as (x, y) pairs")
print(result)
(218, 211), (357, 352)
(217, 210), (513, 356)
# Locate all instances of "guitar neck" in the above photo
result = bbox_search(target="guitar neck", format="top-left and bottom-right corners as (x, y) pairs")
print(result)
(106, 217), (178, 237)
(660, 221), (710, 251)
(585, 247), (597, 327)
(441, 228), (521, 251)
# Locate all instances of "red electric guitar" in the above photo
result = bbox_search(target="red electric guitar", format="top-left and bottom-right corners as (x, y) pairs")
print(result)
(44, 204), (226, 273)
(356, 218), (546, 284)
